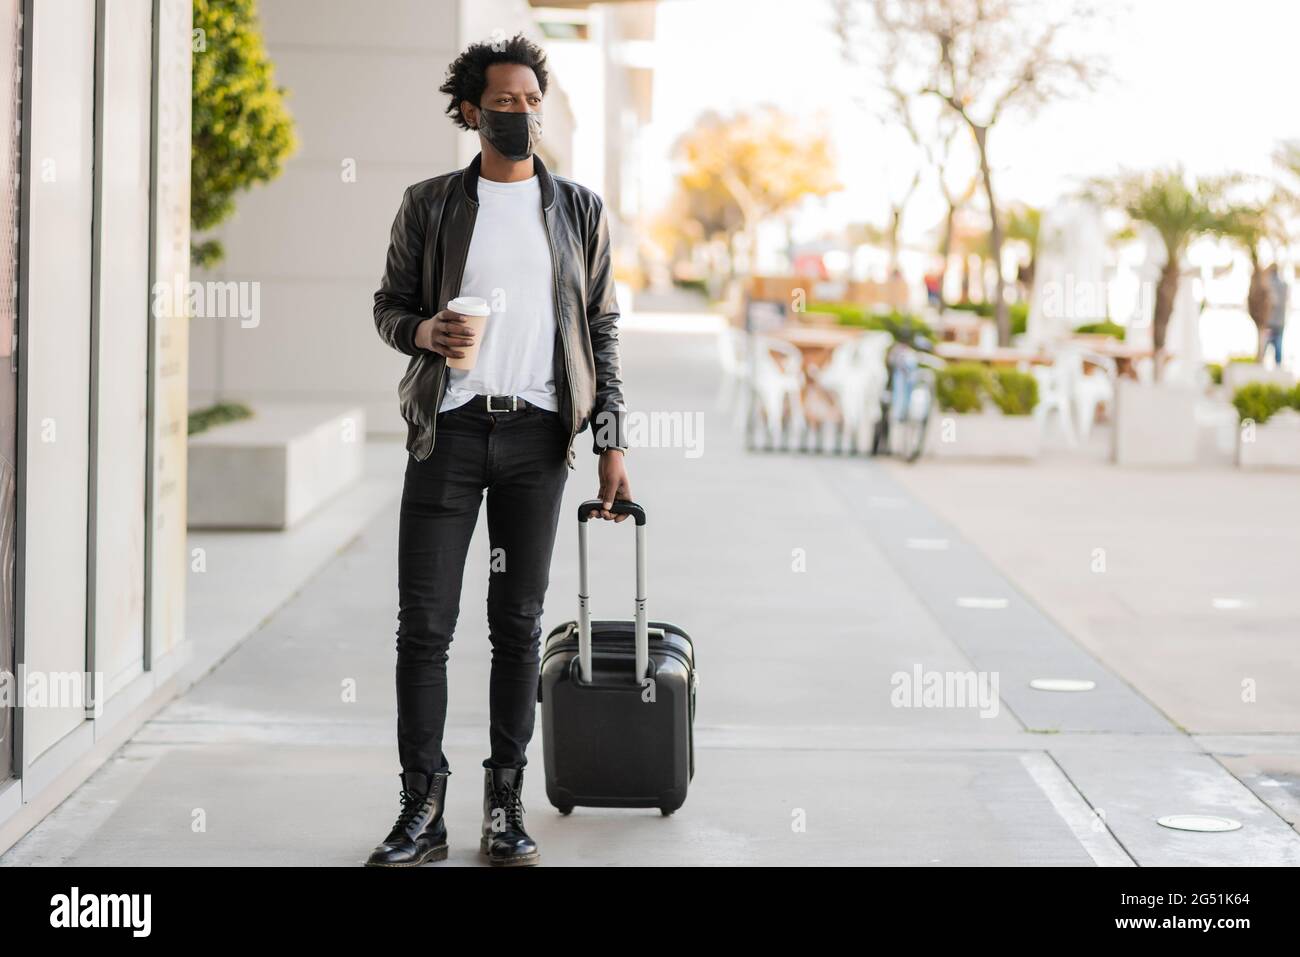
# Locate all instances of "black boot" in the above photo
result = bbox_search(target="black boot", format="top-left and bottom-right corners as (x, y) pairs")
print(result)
(480, 766), (539, 867)
(365, 770), (450, 867)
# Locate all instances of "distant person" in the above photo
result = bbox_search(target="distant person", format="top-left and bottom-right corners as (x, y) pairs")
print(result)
(923, 272), (942, 308)
(367, 34), (631, 867)
(1265, 264), (1287, 365)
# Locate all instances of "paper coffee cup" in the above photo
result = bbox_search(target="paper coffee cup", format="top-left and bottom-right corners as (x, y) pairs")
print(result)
(445, 296), (491, 370)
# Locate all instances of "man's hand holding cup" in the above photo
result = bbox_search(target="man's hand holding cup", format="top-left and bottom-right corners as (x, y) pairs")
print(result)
(416, 296), (491, 368)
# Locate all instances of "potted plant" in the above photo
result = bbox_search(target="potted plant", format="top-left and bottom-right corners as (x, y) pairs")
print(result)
(1089, 170), (1221, 465)
(927, 362), (1041, 460)
(1221, 355), (1295, 393)
(1233, 382), (1300, 469)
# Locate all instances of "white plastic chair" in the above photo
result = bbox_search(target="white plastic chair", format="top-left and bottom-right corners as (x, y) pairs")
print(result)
(1032, 360), (1077, 446)
(715, 327), (752, 428)
(811, 331), (891, 451)
(1071, 351), (1116, 442)
(853, 333), (894, 446)
(751, 336), (807, 446)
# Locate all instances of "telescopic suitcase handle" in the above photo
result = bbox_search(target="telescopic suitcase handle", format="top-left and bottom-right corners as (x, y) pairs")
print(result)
(576, 499), (648, 684)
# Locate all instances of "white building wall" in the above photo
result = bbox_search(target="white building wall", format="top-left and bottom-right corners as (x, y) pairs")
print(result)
(1, 0), (191, 852)
(20, 0), (96, 760)
(90, 0), (152, 700)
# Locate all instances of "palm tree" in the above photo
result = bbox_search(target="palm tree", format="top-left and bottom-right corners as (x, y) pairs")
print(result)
(1214, 198), (1285, 357)
(1276, 139), (1300, 185)
(1091, 170), (1219, 378)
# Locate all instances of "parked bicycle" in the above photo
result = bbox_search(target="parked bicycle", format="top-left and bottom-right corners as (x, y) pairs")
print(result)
(872, 333), (945, 463)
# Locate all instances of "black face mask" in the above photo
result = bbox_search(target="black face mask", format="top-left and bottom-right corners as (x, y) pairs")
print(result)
(475, 107), (543, 162)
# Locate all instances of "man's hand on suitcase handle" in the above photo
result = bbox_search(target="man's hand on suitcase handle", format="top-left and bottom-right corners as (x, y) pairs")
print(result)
(589, 449), (631, 522)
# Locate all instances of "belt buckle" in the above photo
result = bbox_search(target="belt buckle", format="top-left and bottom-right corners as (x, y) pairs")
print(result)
(486, 395), (517, 413)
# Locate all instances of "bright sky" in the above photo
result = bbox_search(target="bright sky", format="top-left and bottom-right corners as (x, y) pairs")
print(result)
(639, 0), (1300, 245)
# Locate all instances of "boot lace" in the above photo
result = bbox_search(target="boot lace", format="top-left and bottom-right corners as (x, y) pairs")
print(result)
(395, 789), (430, 831)
(493, 781), (526, 830)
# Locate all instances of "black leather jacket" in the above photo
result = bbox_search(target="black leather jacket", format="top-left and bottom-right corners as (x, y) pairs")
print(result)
(374, 153), (628, 470)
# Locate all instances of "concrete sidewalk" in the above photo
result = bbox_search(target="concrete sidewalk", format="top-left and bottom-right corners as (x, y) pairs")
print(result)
(5, 323), (1299, 866)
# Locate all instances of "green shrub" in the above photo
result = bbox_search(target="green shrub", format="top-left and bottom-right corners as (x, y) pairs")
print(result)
(1230, 382), (1300, 424)
(806, 301), (868, 323)
(807, 302), (935, 343)
(188, 401), (255, 436)
(671, 277), (709, 296)
(875, 311), (937, 344)
(936, 363), (993, 414)
(1073, 320), (1126, 340)
(1008, 302), (1028, 337)
(936, 362), (1040, 415)
(192, 0), (298, 267)
(990, 368), (1039, 415)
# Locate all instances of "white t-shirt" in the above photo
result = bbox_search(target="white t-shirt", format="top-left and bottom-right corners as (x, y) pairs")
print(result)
(442, 174), (559, 412)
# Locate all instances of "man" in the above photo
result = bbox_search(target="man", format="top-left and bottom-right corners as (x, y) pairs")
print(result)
(1265, 263), (1288, 366)
(366, 35), (631, 867)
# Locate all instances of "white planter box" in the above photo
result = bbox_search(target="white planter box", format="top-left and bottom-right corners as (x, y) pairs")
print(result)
(188, 403), (366, 530)
(926, 410), (1041, 460)
(1222, 362), (1295, 393)
(1112, 380), (1199, 466)
(1237, 409), (1300, 469)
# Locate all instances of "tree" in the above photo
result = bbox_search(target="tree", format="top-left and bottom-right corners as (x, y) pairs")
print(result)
(191, 0), (297, 267)
(1005, 202), (1040, 294)
(878, 76), (944, 278)
(928, 130), (979, 297)
(881, 165), (921, 277)
(835, 15), (977, 298)
(1090, 169), (1220, 377)
(1212, 154), (1299, 356)
(673, 108), (840, 277)
(1276, 139), (1300, 188)
(1216, 200), (1282, 356)
(838, 0), (1103, 344)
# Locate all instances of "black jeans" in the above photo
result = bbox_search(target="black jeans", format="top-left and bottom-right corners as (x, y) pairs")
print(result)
(395, 398), (570, 776)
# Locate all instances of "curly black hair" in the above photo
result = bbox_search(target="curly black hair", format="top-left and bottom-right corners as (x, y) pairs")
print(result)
(439, 34), (549, 131)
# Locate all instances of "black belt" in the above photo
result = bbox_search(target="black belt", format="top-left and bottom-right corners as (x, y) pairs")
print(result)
(472, 394), (543, 413)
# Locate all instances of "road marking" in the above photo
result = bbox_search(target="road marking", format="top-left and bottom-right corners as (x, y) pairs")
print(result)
(906, 537), (950, 550)
(1019, 753), (1134, 867)
(1157, 814), (1242, 832)
(1030, 678), (1097, 692)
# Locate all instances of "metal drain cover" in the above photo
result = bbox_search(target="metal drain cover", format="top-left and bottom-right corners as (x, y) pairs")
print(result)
(1029, 678), (1097, 692)
(1157, 815), (1242, 832)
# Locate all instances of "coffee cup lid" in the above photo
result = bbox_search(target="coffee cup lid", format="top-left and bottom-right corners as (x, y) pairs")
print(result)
(448, 296), (491, 317)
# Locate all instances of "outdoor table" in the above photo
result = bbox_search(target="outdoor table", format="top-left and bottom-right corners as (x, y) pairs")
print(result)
(767, 323), (865, 378)
(768, 323), (864, 353)
(1073, 338), (1154, 378)
(934, 343), (1052, 366)
(935, 339), (1154, 378)
(765, 323), (866, 427)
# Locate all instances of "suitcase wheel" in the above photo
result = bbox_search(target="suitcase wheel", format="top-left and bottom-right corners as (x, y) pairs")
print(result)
(660, 808), (675, 817)
(557, 806), (574, 816)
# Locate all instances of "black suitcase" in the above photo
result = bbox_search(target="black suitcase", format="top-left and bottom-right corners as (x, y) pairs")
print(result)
(539, 499), (696, 815)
